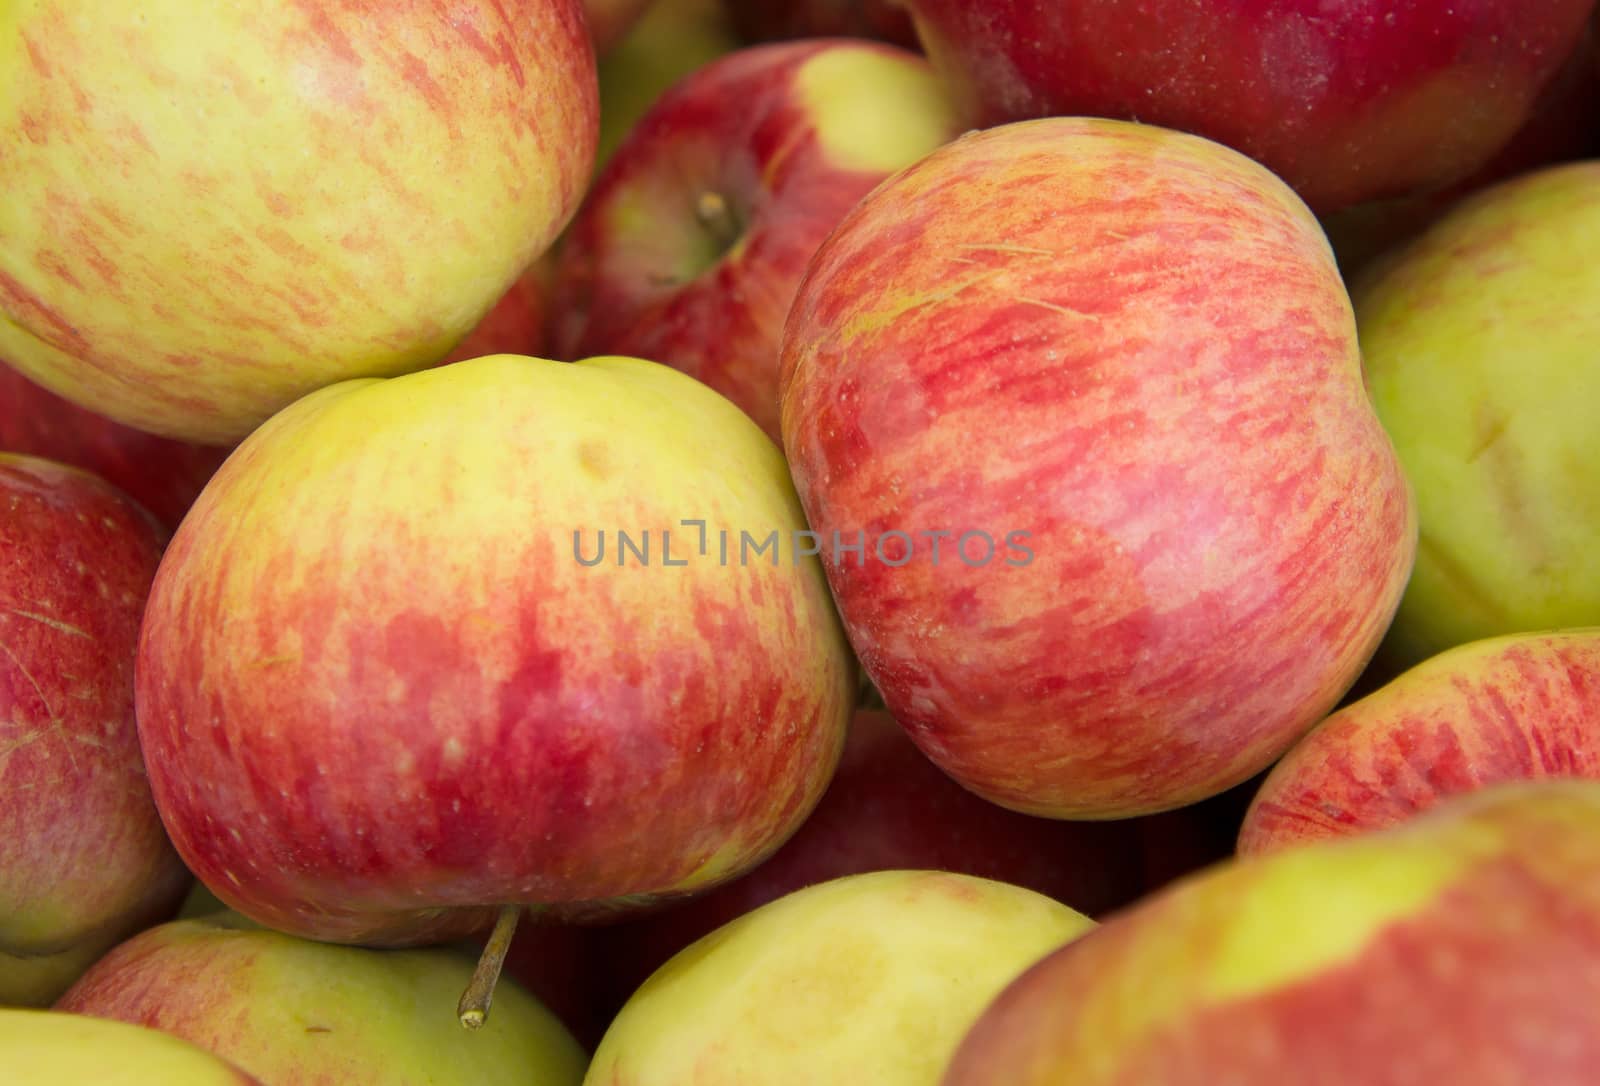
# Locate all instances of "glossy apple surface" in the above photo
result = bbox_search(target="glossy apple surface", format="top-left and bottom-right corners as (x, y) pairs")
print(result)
(1239, 629), (1600, 856)
(944, 781), (1600, 1085)
(900, 0), (1597, 213)
(0, 2), (597, 444)
(1, 455), (191, 1001)
(134, 354), (855, 946)
(779, 117), (1416, 819)
(551, 39), (961, 441)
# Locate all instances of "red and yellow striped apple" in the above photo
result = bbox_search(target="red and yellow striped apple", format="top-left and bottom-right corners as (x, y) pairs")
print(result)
(899, 0), (1598, 213)
(1239, 628), (1600, 857)
(943, 780), (1600, 1085)
(0, 1), (598, 445)
(550, 38), (961, 441)
(134, 354), (855, 952)
(779, 117), (1417, 820)
(57, 912), (586, 1085)
(1, 455), (191, 1005)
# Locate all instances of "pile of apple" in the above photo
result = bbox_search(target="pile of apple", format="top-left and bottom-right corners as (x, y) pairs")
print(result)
(4, 1), (1599, 1083)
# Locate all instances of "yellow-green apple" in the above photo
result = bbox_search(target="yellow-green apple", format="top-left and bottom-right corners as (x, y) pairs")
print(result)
(549, 39), (961, 442)
(584, 0), (654, 55)
(133, 355), (855, 952)
(943, 780), (1600, 1085)
(898, 0), (1598, 213)
(1, 455), (191, 1005)
(0, 1), (598, 445)
(726, 0), (919, 50)
(1238, 628), (1600, 857)
(3, 1008), (263, 1085)
(586, 869), (1093, 1085)
(592, 0), (740, 172)
(56, 912), (587, 1086)
(1352, 161), (1600, 669)
(779, 117), (1417, 820)
(593, 709), (1149, 1008)
(0, 364), (231, 531)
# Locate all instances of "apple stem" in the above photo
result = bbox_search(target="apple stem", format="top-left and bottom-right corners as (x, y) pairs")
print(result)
(457, 905), (521, 1031)
(695, 191), (742, 252)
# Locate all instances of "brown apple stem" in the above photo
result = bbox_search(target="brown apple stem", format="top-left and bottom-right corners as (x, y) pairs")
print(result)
(457, 905), (521, 1030)
(695, 191), (743, 252)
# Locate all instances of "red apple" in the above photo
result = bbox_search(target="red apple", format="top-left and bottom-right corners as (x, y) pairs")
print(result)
(549, 38), (961, 441)
(1, 1), (598, 445)
(1, 455), (191, 1003)
(899, 0), (1598, 213)
(0, 364), (231, 531)
(1238, 629), (1600, 857)
(133, 355), (856, 958)
(725, 0), (919, 51)
(778, 117), (1417, 820)
(943, 780), (1600, 1085)
(592, 709), (1152, 1007)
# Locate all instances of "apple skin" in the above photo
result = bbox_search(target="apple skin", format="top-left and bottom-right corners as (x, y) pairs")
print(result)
(56, 912), (586, 1086)
(1350, 161), (1600, 670)
(3, 1009), (264, 1085)
(1238, 629), (1600, 857)
(0, 1), (597, 445)
(134, 354), (856, 946)
(726, 0), (919, 51)
(778, 117), (1417, 820)
(441, 254), (556, 365)
(549, 38), (961, 442)
(899, 0), (1597, 214)
(587, 869), (1094, 1085)
(593, 708), (1150, 1007)
(0, 364), (231, 531)
(1, 455), (192, 995)
(943, 780), (1600, 1086)
(1322, 22), (1600, 279)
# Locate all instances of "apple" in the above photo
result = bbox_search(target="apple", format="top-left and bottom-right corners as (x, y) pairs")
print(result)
(1322, 23), (1600, 279)
(898, 0), (1598, 213)
(725, 0), (919, 51)
(549, 39), (962, 442)
(3, 1008), (263, 1085)
(134, 355), (855, 961)
(943, 780), (1600, 1085)
(0, 2), (598, 445)
(592, 709), (1150, 1007)
(56, 912), (587, 1086)
(778, 117), (1417, 820)
(587, 869), (1094, 1085)
(585, 0), (655, 56)
(592, 0), (741, 173)
(0, 363), (231, 531)
(1238, 629), (1600, 857)
(1350, 161), (1600, 670)
(1, 455), (191, 1004)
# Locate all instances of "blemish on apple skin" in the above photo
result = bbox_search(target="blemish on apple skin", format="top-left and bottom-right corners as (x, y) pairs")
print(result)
(577, 440), (613, 480)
